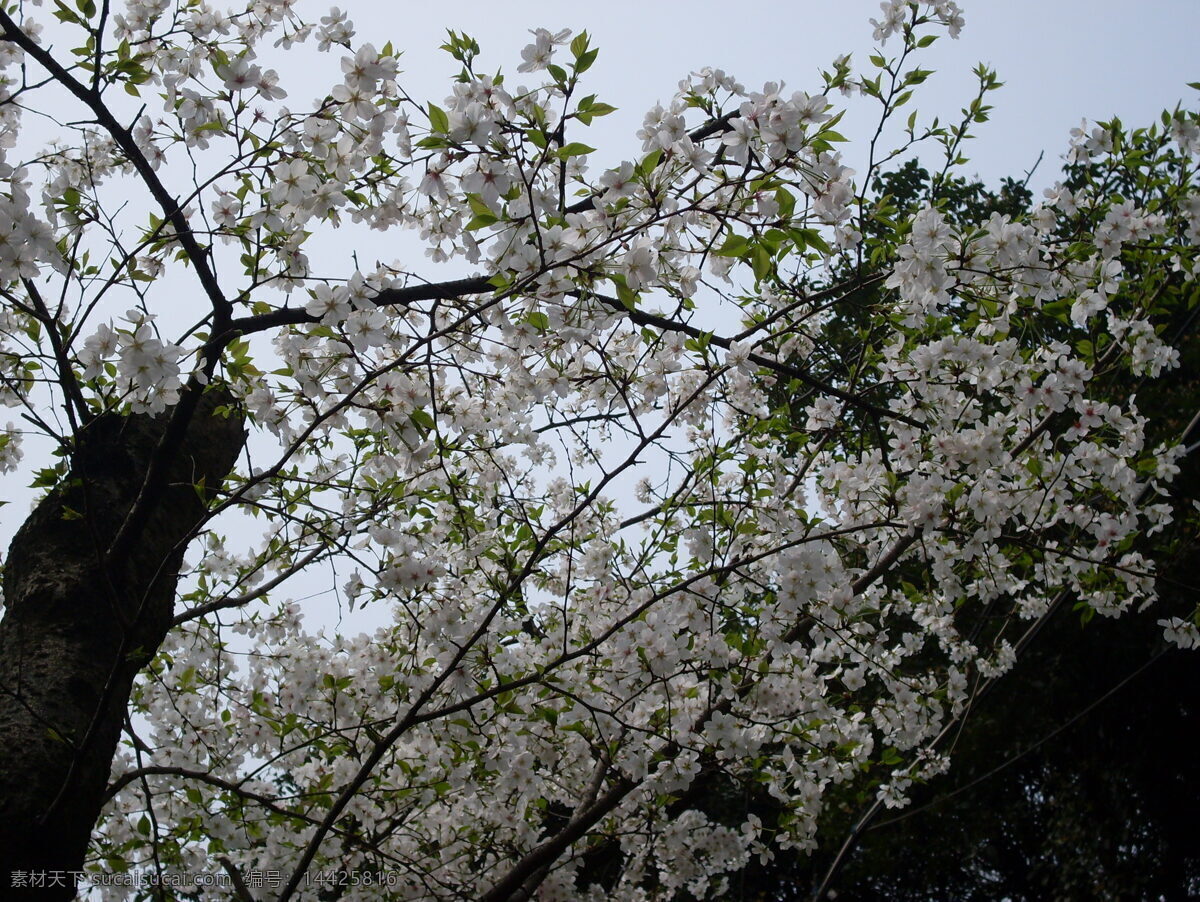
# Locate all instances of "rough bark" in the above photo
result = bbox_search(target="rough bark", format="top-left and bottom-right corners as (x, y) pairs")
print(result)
(0, 389), (245, 899)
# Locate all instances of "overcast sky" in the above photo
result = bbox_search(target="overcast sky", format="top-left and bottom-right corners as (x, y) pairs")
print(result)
(338, 0), (1199, 193)
(1, 2), (1196, 563)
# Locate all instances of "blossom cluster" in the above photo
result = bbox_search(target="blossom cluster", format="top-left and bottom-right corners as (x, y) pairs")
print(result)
(0, 0), (1196, 899)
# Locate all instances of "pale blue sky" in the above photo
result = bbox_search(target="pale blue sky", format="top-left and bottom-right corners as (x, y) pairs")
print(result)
(339, 0), (1198, 192)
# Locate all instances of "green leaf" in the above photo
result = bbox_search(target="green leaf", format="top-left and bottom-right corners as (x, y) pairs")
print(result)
(427, 103), (449, 134)
(610, 273), (639, 310)
(465, 213), (498, 231)
(789, 228), (831, 255)
(751, 244), (772, 281)
(712, 234), (751, 258)
(52, 1), (83, 25)
(524, 311), (550, 331)
(575, 48), (598, 74)
(466, 194), (494, 217)
(30, 465), (65, 489)
(637, 149), (662, 177)
(556, 142), (596, 160)
(775, 187), (796, 220)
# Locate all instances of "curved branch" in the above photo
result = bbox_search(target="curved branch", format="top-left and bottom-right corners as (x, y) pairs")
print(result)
(0, 10), (230, 328)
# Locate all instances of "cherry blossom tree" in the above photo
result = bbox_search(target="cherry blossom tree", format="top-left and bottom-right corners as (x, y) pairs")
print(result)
(0, 0), (1196, 899)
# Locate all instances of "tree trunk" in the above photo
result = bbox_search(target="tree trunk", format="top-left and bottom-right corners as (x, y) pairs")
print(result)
(0, 391), (245, 899)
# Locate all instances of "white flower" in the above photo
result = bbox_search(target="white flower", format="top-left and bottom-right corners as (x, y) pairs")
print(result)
(0, 422), (21, 473)
(804, 396), (843, 431)
(517, 28), (570, 73)
(1160, 617), (1200, 649)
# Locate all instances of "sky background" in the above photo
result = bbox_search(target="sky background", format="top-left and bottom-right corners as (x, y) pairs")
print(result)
(334, 0), (1199, 194)
(2, 0), (1197, 575)
(251, 0), (1200, 625)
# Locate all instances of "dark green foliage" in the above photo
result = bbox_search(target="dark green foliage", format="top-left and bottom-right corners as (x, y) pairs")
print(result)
(749, 125), (1200, 901)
